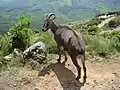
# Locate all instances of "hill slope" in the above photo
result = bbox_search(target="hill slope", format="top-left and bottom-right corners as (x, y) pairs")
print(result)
(0, 0), (120, 32)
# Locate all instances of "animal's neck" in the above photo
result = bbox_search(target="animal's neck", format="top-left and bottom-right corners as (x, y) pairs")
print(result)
(50, 21), (58, 34)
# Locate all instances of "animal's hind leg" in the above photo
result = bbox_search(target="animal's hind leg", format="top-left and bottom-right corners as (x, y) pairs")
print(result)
(81, 53), (87, 82)
(63, 50), (68, 62)
(57, 46), (62, 62)
(70, 55), (81, 80)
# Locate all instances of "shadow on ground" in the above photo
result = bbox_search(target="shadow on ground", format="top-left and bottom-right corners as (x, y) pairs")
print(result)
(38, 61), (86, 90)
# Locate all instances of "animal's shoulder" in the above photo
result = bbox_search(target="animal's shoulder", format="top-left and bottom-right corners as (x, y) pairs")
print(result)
(57, 25), (74, 34)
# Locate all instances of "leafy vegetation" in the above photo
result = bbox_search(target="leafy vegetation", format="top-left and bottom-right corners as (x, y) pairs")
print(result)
(85, 35), (116, 57)
(96, 11), (120, 17)
(100, 30), (120, 51)
(101, 16), (120, 30)
(9, 13), (32, 51)
(0, 0), (120, 32)
(75, 18), (102, 35)
(0, 13), (57, 71)
(0, 34), (12, 55)
(30, 31), (57, 54)
(85, 18), (105, 26)
(87, 25), (101, 35)
(108, 17), (120, 28)
(0, 12), (120, 72)
(75, 16), (120, 57)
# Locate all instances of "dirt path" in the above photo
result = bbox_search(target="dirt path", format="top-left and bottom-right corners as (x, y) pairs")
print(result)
(98, 17), (115, 28)
(0, 54), (120, 90)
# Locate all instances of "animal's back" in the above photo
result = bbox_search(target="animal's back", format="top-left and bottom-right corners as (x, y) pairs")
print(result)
(55, 25), (85, 53)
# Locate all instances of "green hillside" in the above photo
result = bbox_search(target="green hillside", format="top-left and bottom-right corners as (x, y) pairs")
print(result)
(0, 0), (120, 32)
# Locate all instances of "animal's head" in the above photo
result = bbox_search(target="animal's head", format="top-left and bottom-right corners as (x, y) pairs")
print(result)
(42, 13), (56, 32)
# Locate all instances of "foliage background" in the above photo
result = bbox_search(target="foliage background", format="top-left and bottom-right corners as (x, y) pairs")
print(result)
(0, 0), (120, 32)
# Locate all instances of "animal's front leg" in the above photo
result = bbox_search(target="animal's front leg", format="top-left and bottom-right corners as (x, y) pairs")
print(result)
(57, 46), (62, 62)
(63, 50), (68, 62)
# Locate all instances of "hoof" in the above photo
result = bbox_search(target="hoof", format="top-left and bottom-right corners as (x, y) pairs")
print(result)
(57, 59), (61, 63)
(65, 57), (68, 61)
(83, 76), (87, 82)
(76, 76), (80, 80)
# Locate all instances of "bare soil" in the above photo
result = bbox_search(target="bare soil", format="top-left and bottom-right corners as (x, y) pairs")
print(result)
(0, 53), (120, 90)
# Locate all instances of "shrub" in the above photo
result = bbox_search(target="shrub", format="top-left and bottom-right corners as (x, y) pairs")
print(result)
(0, 34), (12, 55)
(30, 31), (58, 54)
(107, 11), (120, 16)
(85, 18), (104, 26)
(86, 35), (116, 57)
(108, 17), (120, 28)
(9, 13), (32, 51)
(87, 25), (101, 35)
(0, 36), (12, 71)
(79, 25), (101, 35)
(99, 30), (120, 51)
(109, 30), (120, 51)
(0, 53), (4, 71)
(95, 13), (106, 17)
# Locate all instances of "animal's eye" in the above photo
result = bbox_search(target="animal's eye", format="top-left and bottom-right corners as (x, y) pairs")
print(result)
(47, 21), (50, 24)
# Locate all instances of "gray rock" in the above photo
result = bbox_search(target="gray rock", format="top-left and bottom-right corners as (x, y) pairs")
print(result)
(23, 41), (47, 60)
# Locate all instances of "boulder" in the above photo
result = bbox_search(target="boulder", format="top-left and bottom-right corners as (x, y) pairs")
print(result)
(23, 41), (47, 62)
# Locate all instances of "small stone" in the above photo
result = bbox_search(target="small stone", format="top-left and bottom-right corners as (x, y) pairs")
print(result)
(93, 80), (98, 84)
(112, 72), (117, 75)
(13, 84), (17, 87)
(111, 79), (114, 81)
(86, 82), (89, 85)
(21, 77), (30, 85)
(34, 88), (40, 90)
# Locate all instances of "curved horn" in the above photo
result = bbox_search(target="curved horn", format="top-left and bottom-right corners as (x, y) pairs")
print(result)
(47, 13), (56, 19)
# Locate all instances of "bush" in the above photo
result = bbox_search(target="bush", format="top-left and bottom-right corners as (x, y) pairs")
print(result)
(95, 13), (106, 17)
(87, 25), (101, 35)
(30, 31), (58, 54)
(107, 11), (120, 16)
(79, 25), (101, 35)
(0, 53), (4, 71)
(99, 30), (120, 51)
(109, 30), (120, 51)
(0, 34), (12, 55)
(85, 18), (104, 26)
(108, 17), (120, 28)
(86, 35), (116, 57)
(9, 13), (32, 51)
(95, 11), (120, 18)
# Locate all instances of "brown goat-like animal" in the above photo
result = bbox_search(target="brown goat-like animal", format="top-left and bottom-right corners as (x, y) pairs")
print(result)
(42, 13), (86, 81)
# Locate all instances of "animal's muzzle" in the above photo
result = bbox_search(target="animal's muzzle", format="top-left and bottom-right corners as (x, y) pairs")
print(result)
(42, 28), (45, 31)
(42, 28), (47, 32)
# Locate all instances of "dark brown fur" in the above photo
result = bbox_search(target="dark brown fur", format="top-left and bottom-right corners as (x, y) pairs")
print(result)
(42, 13), (86, 81)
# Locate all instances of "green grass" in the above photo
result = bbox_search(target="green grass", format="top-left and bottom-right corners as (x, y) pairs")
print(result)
(0, 12), (120, 73)
(0, 34), (12, 55)
(30, 30), (57, 53)
(85, 35), (116, 57)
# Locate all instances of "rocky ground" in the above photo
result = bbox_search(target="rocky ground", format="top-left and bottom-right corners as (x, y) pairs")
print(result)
(0, 53), (120, 90)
